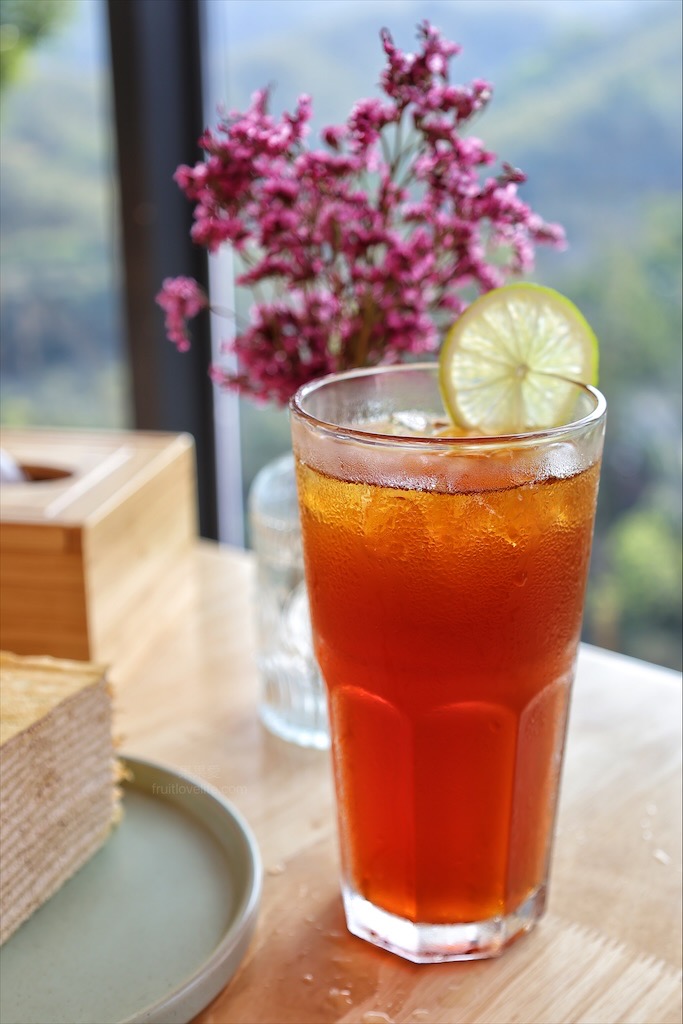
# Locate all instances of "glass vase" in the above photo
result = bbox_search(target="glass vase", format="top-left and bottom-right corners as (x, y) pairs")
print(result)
(248, 452), (329, 749)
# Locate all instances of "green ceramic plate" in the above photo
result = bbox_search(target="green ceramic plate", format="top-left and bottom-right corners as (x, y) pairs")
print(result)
(0, 756), (262, 1024)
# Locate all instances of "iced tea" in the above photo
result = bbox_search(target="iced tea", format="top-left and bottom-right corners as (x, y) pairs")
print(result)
(290, 364), (605, 961)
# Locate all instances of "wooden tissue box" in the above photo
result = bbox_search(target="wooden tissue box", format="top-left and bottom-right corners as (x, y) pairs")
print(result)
(0, 428), (197, 669)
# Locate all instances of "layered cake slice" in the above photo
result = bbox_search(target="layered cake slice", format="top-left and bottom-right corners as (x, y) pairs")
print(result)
(0, 651), (121, 945)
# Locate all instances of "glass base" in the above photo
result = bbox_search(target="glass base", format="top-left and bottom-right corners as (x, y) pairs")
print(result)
(259, 695), (329, 750)
(250, 454), (330, 751)
(343, 884), (547, 963)
(258, 578), (329, 749)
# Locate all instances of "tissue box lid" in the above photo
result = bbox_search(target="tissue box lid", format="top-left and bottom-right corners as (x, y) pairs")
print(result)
(0, 429), (195, 546)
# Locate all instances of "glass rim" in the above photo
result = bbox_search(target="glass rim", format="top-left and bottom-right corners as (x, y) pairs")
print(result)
(290, 362), (606, 448)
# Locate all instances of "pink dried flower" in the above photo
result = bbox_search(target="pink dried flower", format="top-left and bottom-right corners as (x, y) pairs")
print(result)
(156, 277), (207, 352)
(158, 22), (566, 405)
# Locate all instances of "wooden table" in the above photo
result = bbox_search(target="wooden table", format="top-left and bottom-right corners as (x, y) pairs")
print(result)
(115, 542), (682, 1024)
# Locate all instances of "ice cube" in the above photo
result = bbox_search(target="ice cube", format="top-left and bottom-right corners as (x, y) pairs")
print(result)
(390, 409), (432, 434)
(539, 441), (584, 480)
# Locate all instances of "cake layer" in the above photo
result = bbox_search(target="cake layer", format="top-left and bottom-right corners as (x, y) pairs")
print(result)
(0, 651), (112, 743)
(0, 651), (120, 945)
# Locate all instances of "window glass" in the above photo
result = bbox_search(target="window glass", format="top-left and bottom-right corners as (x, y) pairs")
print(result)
(205, 0), (681, 670)
(0, 0), (130, 428)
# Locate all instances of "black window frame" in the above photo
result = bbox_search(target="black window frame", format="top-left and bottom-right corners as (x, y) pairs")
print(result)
(107, 0), (219, 539)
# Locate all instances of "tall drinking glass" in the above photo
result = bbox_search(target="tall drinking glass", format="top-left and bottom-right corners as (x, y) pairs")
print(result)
(290, 364), (606, 963)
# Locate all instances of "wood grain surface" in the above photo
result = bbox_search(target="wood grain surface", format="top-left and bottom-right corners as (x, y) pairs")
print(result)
(115, 542), (682, 1024)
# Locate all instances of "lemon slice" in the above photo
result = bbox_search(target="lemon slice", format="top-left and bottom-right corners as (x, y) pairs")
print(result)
(439, 283), (599, 434)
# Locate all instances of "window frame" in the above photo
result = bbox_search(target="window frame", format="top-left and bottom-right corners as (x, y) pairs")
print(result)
(107, 0), (236, 541)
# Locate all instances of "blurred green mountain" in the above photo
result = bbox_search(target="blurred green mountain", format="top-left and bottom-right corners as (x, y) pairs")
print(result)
(0, 1), (128, 426)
